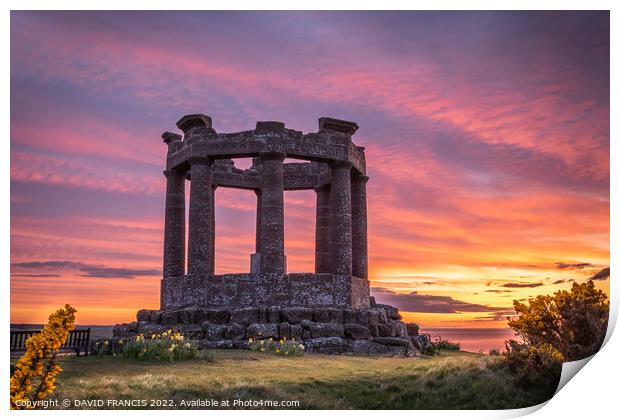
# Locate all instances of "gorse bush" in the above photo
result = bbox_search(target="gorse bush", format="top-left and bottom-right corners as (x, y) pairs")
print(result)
(422, 338), (461, 355)
(434, 339), (460, 351)
(488, 348), (501, 356)
(492, 280), (607, 392)
(121, 330), (199, 361)
(10, 304), (77, 409)
(508, 280), (609, 361)
(492, 340), (562, 389)
(248, 337), (305, 356)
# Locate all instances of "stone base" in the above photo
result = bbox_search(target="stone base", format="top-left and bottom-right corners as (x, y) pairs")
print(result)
(161, 272), (370, 309)
(110, 301), (433, 357)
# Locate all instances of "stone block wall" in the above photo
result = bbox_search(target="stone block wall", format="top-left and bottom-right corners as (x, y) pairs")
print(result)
(109, 302), (432, 357)
(161, 273), (370, 310)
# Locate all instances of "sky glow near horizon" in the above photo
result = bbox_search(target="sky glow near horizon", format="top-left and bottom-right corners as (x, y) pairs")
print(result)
(10, 11), (610, 328)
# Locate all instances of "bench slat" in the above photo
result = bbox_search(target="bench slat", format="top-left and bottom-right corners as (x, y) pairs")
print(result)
(10, 328), (91, 356)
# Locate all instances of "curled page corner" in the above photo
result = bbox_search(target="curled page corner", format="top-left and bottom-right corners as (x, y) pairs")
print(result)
(555, 355), (595, 395)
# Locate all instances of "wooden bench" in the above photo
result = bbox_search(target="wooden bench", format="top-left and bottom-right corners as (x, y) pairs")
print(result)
(10, 328), (91, 356)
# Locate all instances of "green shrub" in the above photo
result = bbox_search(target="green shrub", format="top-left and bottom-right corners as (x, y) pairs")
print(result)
(422, 338), (460, 355)
(121, 330), (199, 362)
(434, 339), (460, 351)
(491, 340), (562, 389)
(508, 280), (608, 361)
(248, 337), (305, 356)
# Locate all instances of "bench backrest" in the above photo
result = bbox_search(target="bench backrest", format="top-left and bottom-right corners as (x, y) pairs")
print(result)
(10, 328), (91, 352)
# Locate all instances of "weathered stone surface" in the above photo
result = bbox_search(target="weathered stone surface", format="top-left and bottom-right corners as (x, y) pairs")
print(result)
(281, 307), (313, 324)
(290, 324), (303, 339)
(304, 337), (350, 354)
(122, 302), (422, 357)
(187, 158), (215, 276)
(329, 162), (353, 275)
(376, 323), (392, 337)
(328, 308), (344, 324)
(376, 304), (401, 320)
(344, 309), (357, 324)
(224, 323), (246, 341)
(112, 324), (133, 337)
(161, 310), (180, 325)
(410, 334), (433, 352)
(369, 308), (388, 324)
(206, 309), (231, 324)
(406, 322), (420, 337)
(388, 320), (407, 337)
(268, 306), (281, 323)
(137, 323), (167, 336)
(203, 323), (227, 340)
(247, 323), (279, 339)
(137, 309), (151, 323)
(259, 307), (269, 323)
(179, 324), (202, 338)
(198, 339), (234, 349)
(313, 308), (330, 323)
(351, 339), (388, 355)
(278, 322), (291, 339)
(230, 307), (259, 325)
(195, 308), (208, 323)
(372, 337), (413, 348)
(344, 323), (371, 340)
(180, 308), (197, 324)
(302, 321), (344, 338)
(162, 273), (371, 309)
(356, 309), (370, 325)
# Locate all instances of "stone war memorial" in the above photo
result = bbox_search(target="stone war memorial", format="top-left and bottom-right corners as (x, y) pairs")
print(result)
(112, 114), (430, 356)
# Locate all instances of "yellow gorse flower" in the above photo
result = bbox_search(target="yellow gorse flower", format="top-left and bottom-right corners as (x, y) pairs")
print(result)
(10, 304), (77, 410)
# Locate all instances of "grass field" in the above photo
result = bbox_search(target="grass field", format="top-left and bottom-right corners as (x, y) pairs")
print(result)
(47, 350), (558, 410)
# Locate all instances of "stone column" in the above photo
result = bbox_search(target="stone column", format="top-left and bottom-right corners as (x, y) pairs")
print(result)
(351, 174), (369, 279)
(187, 157), (215, 276)
(211, 183), (217, 272)
(162, 169), (186, 278)
(314, 184), (331, 273)
(259, 152), (286, 273)
(329, 161), (353, 275)
(250, 189), (262, 273)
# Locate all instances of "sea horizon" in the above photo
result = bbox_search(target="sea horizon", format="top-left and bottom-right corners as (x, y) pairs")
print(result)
(422, 327), (518, 352)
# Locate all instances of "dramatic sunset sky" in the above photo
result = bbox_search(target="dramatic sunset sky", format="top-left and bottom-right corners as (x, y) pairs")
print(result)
(10, 11), (609, 328)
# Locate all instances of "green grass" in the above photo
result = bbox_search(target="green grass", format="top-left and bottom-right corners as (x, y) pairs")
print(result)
(46, 350), (559, 409)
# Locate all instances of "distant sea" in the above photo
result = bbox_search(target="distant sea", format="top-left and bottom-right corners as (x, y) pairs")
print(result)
(422, 328), (519, 353)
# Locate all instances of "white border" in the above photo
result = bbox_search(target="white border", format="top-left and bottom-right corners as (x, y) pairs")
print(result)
(3, 1), (617, 419)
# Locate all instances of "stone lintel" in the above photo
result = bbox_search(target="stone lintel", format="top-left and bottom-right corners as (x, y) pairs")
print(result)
(209, 161), (330, 191)
(166, 135), (364, 175)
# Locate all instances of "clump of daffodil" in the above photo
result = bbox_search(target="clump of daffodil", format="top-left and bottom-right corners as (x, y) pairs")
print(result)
(248, 336), (305, 357)
(10, 304), (77, 409)
(121, 328), (198, 362)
